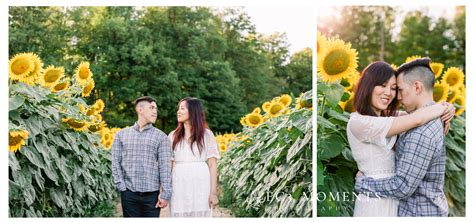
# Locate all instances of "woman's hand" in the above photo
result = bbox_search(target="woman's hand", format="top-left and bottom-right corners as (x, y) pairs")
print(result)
(209, 193), (218, 209)
(440, 101), (455, 135)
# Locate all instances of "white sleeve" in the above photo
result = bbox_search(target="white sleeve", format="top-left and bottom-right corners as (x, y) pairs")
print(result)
(205, 130), (220, 160)
(349, 114), (397, 149)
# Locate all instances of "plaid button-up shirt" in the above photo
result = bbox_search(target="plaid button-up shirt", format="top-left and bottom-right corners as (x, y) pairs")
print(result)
(355, 116), (448, 216)
(112, 122), (172, 200)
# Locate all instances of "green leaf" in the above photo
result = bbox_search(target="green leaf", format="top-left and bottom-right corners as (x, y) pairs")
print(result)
(318, 82), (344, 108)
(9, 94), (25, 111)
(49, 188), (67, 209)
(317, 133), (346, 160)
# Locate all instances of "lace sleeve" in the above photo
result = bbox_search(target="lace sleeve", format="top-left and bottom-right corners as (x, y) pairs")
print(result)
(349, 113), (397, 149)
(205, 129), (220, 160)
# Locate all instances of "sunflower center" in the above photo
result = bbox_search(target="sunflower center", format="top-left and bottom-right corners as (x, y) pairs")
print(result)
(270, 104), (283, 114)
(44, 70), (61, 83)
(248, 115), (261, 124)
(344, 99), (355, 113)
(84, 83), (93, 93)
(67, 119), (85, 128)
(79, 68), (90, 79)
(447, 75), (458, 86)
(9, 135), (24, 146)
(433, 86), (444, 102)
(12, 60), (31, 75)
(323, 49), (350, 75)
(55, 83), (67, 91)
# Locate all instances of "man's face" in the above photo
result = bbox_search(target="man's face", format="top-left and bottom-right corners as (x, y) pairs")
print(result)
(138, 101), (158, 124)
(396, 73), (417, 112)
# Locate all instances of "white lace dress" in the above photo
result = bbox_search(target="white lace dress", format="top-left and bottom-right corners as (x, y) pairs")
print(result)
(168, 129), (220, 217)
(347, 112), (399, 217)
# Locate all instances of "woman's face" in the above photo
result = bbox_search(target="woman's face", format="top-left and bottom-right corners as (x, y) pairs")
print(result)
(177, 100), (190, 123)
(371, 75), (397, 115)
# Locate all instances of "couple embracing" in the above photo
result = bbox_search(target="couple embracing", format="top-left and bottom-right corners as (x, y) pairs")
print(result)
(112, 96), (220, 217)
(348, 58), (456, 217)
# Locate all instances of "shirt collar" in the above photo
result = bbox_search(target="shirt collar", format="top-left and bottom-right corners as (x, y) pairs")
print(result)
(133, 122), (153, 132)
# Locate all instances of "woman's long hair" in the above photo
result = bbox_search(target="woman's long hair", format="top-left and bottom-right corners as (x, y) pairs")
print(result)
(172, 97), (208, 155)
(353, 61), (399, 117)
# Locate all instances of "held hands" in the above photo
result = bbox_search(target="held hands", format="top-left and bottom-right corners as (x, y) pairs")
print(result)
(355, 171), (364, 180)
(155, 195), (168, 208)
(209, 193), (218, 209)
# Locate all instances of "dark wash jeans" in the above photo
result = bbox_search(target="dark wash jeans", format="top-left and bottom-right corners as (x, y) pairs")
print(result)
(120, 189), (161, 217)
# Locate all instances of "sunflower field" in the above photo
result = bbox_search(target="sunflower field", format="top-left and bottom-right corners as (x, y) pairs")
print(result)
(218, 91), (313, 217)
(9, 53), (120, 216)
(316, 33), (466, 216)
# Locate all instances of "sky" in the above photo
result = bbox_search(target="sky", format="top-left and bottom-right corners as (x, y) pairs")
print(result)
(243, 6), (314, 54)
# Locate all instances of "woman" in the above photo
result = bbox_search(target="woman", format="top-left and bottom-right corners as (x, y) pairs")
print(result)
(347, 61), (454, 216)
(168, 97), (219, 217)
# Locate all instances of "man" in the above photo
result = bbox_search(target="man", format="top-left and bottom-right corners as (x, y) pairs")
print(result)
(355, 58), (449, 216)
(112, 96), (172, 217)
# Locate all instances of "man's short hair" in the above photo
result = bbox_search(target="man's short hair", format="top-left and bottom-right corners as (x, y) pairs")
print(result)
(134, 96), (156, 108)
(396, 57), (435, 91)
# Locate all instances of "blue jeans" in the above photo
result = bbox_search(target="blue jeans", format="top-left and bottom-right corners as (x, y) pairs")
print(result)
(120, 189), (161, 217)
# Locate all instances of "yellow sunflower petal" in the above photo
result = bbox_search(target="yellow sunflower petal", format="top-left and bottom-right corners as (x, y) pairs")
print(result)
(405, 55), (422, 63)
(453, 96), (465, 116)
(430, 62), (444, 79)
(278, 94), (292, 107)
(245, 113), (264, 127)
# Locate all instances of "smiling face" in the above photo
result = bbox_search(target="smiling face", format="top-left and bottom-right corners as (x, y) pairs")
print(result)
(177, 100), (190, 123)
(370, 75), (397, 115)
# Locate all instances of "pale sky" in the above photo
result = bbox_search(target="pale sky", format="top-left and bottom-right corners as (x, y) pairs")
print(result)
(243, 6), (314, 54)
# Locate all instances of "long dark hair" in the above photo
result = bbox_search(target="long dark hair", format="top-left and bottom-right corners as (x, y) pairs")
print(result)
(172, 97), (208, 155)
(353, 61), (399, 117)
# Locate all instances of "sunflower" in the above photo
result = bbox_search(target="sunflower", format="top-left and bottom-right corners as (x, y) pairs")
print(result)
(51, 81), (70, 93)
(218, 142), (227, 152)
(453, 96), (465, 116)
(39, 65), (64, 88)
(405, 55), (421, 63)
(459, 85), (466, 98)
(75, 62), (93, 85)
(262, 102), (271, 113)
(9, 53), (34, 81)
(267, 101), (286, 117)
(432, 82), (449, 103)
(447, 89), (461, 103)
(82, 79), (95, 97)
(430, 62), (444, 79)
(62, 118), (87, 132)
(9, 129), (29, 153)
(86, 107), (97, 116)
(441, 67), (464, 90)
(93, 99), (105, 113)
(317, 39), (358, 83)
(88, 121), (105, 133)
(278, 94), (292, 107)
(252, 107), (261, 114)
(317, 31), (328, 55)
(339, 93), (355, 113)
(245, 113), (264, 127)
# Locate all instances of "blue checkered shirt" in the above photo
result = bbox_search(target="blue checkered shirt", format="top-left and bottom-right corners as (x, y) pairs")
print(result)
(112, 122), (172, 200)
(355, 116), (448, 216)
